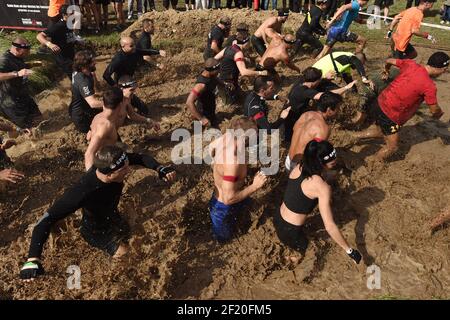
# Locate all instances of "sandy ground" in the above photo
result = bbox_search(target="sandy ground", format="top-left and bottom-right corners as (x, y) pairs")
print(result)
(0, 9), (449, 300)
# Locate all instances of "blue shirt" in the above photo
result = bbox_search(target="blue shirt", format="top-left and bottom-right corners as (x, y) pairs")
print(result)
(333, 0), (360, 32)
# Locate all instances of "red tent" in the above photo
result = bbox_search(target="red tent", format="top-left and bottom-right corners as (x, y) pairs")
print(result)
(0, 1), (49, 31)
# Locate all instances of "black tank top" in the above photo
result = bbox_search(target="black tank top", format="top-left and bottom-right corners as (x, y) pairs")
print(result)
(196, 74), (218, 107)
(219, 44), (241, 82)
(283, 170), (318, 214)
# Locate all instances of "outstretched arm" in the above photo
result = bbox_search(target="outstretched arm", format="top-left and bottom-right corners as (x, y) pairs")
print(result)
(317, 182), (351, 251)
(326, 3), (352, 28)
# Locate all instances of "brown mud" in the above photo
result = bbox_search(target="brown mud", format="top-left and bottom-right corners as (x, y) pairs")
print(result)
(0, 10), (449, 299)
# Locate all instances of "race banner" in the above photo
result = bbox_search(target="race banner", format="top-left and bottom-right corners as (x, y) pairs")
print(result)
(0, 1), (49, 31)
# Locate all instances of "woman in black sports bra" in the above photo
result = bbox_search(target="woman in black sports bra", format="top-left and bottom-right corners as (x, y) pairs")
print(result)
(274, 139), (362, 264)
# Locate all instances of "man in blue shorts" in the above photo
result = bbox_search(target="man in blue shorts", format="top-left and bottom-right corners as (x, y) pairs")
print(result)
(316, 0), (368, 60)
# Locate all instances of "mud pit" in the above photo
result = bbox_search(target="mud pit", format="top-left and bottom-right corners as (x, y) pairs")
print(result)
(1, 10), (449, 299)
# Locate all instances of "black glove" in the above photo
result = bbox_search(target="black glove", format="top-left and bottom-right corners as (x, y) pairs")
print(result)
(20, 260), (44, 280)
(347, 248), (362, 264)
(157, 165), (175, 181)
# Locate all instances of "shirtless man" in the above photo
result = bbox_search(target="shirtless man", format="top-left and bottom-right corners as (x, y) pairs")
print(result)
(286, 92), (343, 172)
(251, 9), (290, 57)
(208, 116), (267, 242)
(84, 88), (175, 183)
(257, 34), (301, 83)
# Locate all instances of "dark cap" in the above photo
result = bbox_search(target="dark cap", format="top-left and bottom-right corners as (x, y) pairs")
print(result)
(317, 0), (328, 4)
(278, 9), (289, 17)
(427, 51), (450, 69)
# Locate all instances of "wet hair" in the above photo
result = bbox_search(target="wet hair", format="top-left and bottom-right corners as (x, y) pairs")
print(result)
(228, 116), (257, 131)
(94, 145), (126, 172)
(103, 87), (124, 110)
(73, 50), (94, 72)
(303, 67), (322, 82)
(253, 76), (274, 92)
(302, 140), (336, 178)
(316, 92), (342, 112)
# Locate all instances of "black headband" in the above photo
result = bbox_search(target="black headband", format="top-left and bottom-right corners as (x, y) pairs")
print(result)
(205, 62), (220, 71)
(119, 80), (138, 89)
(237, 37), (250, 45)
(98, 152), (128, 174)
(12, 42), (31, 49)
(320, 148), (337, 164)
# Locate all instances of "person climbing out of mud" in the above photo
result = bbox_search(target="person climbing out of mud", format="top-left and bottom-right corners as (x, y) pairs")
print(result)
(186, 58), (221, 128)
(312, 51), (375, 92)
(214, 24), (269, 107)
(208, 116), (268, 243)
(0, 38), (42, 132)
(103, 36), (166, 87)
(19, 144), (170, 281)
(294, 0), (328, 58)
(256, 34), (301, 84)
(84, 88), (174, 185)
(118, 75), (151, 117)
(353, 51), (448, 161)
(0, 122), (27, 184)
(36, 4), (81, 80)
(286, 92), (343, 172)
(315, 0), (369, 60)
(203, 17), (232, 61)
(69, 50), (103, 133)
(251, 9), (290, 57)
(244, 76), (291, 133)
(136, 19), (167, 68)
(275, 139), (362, 264)
(284, 67), (356, 143)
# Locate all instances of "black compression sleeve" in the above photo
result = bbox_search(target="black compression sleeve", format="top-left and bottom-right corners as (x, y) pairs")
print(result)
(127, 152), (161, 171)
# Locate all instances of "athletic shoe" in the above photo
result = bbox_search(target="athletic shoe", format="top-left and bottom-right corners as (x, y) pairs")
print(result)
(127, 12), (133, 20)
